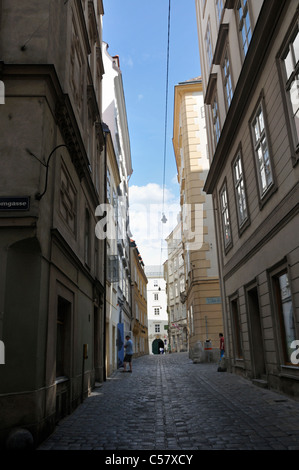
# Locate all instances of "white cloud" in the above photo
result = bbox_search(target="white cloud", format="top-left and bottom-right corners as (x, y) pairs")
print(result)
(121, 55), (134, 68)
(129, 183), (180, 266)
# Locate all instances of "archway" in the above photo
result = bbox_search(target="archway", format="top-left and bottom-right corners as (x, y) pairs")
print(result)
(152, 339), (164, 355)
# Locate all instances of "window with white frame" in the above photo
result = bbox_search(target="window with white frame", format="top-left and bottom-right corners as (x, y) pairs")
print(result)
(222, 48), (233, 109)
(220, 182), (232, 249)
(280, 21), (299, 156)
(233, 151), (248, 228)
(251, 100), (274, 198)
(154, 307), (160, 315)
(154, 293), (159, 301)
(206, 22), (213, 70)
(155, 324), (160, 333)
(237, 0), (252, 57)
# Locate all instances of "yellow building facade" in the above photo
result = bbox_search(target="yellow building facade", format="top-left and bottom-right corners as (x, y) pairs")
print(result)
(172, 78), (223, 361)
(130, 240), (148, 357)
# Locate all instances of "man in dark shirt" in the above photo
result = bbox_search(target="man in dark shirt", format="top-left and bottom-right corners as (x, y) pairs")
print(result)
(219, 333), (225, 358)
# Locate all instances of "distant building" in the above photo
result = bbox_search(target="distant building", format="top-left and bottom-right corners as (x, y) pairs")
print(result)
(130, 240), (149, 357)
(145, 266), (168, 354)
(195, 0), (299, 396)
(172, 77), (223, 361)
(164, 221), (188, 352)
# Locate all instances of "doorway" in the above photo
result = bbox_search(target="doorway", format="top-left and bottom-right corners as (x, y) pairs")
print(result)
(247, 286), (266, 379)
(56, 296), (71, 422)
(152, 339), (164, 354)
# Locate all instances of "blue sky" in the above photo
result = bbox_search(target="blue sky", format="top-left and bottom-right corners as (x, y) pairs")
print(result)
(102, 0), (201, 264)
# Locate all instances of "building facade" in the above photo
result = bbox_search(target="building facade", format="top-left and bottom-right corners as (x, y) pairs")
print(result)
(196, 0), (299, 396)
(145, 266), (168, 354)
(164, 221), (188, 353)
(130, 240), (149, 357)
(172, 77), (223, 361)
(102, 42), (133, 370)
(103, 125), (121, 377)
(0, 0), (106, 447)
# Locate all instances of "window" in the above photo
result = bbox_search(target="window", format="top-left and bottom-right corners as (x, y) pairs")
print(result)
(212, 93), (221, 147)
(216, 0), (224, 26)
(222, 48), (233, 109)
(107, 255), (119, 283)
(280, 21), (299, 159)
(220, 182), (232, 250)
(206, 22), (213, 69)
(154, 307), (160, 315)
(113, 189), (117, 222)
(154, 293), (159, 301)
(155, 324), (160, 333)
(60, 162), (77, 235)
(273, 270), (296, 365)
(232, 150), (249, 229)
(190, 305), (194, 336)
(84, 208), (91, 266)
(250, 99), (274, 200)
(237, 0), (252, 57)
(107, 168), (111, 203)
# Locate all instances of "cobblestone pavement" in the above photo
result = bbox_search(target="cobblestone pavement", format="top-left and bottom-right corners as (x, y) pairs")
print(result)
(38, 353), (299, 451)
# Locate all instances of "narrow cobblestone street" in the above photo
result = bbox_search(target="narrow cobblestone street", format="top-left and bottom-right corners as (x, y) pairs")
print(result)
(37, 352), (299, 452)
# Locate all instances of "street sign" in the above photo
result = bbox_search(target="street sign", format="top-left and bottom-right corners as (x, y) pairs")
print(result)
(0, 197), (30, 211)
(206, 297), (221, 304)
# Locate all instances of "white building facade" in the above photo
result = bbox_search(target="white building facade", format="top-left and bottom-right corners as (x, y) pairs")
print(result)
(102, 42), (133, 372)
(145, 266), (168, 354)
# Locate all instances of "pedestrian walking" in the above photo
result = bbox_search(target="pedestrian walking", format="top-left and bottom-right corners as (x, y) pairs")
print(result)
(123, 335), (133, 372)
(219, 333), (225, 358)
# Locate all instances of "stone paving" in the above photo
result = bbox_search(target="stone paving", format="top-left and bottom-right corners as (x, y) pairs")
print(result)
(38, 352), (299, 451)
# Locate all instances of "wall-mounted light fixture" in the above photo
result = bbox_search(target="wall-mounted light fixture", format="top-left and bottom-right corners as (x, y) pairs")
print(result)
(27, 144), (68, 200)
